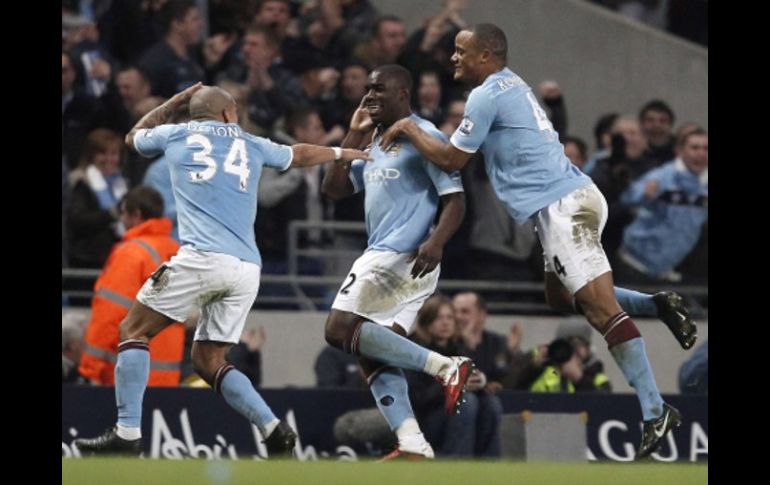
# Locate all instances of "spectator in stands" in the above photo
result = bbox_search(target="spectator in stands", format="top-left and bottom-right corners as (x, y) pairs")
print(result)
(352, 15), (407, 70)
(679, 339), (707, 394)
(221, 24), (307, 132)
(63, 50), (105, 170)
(255, 108), (326, 264)
(563, 135), (589, 172)
(538, 80), (568, 140)
(452, 291), (504, 457)
(554, 319), (612, 392)
(139, 0), (205, 98)
(529, 338), (583, 392)
(253, 0), (295, 41)
(67, 128), (129, 268)
(639, 99), (677, 165)
(583, 112), (618, 175)
(398, 0), (468, 103)
(406, 294), (479, 457)
(439, 98), (466, 138)
(615, 128), (708, 284)
(79, 186), (184, 386)
(63, 312), (87, 384)
(102, 66), (153, 136)
(315, 345), (368, 388)
(415, 70), (445, 126)
(590, 115), (657, 260)
(317, 0), (381, 60)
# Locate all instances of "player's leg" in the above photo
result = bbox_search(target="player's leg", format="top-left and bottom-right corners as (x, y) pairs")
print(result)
(194, 256), (296, 457)
(538, 185), (680, 459)
(361, 317), (434, 460)
(546, 268), (697, 349)
(325, 251), (473, 390)
(73, 300), (173, 456)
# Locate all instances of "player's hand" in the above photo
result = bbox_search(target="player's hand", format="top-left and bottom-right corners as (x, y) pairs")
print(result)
(339, 148), (371, 163)
(379, 118), (411, 151)
(408, 240), (442, 279)
(350, 99), (375, 133)
(643, 180), (660, 200)
(507, 322), (523, 353)
(484, 381), (503, 394)
(170, 82), (204, 105)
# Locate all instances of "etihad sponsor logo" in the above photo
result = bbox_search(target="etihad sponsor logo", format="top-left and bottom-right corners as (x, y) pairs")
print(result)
(365, 168), (401, 183)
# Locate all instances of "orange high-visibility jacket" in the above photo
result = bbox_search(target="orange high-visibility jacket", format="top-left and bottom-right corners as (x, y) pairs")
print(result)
(79, 218), (184, 386)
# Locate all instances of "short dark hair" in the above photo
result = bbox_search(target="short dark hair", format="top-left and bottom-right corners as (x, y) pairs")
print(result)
(639, 99), (675, 124)
(374, 15), (403, 37)
(470, 23), (508, 62)
(593, 113), (618, 149)
(285, 108), (320, 137)
(159, 0), (197, 33)
(374, 64), (413, 91)
(121, 186), (164, 220)
(457, 291), (487, 312)
(245, 23), (281, 49)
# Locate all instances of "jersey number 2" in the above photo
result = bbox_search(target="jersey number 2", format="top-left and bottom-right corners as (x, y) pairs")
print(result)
(340, 273), (357, 294)
(186, 134), (251, 191)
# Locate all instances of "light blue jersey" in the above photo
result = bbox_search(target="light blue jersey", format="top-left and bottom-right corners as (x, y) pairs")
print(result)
(350, 114), (463, 253)
(450, 67), (591, 224)
(134, 120), (292, 265)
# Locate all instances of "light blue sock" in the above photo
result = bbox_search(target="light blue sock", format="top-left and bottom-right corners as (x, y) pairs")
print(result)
(115, 348), (150, 428)
(609, 337), (664, 420)
(356, 321), (429, 372)
(220, 369), (277, 434)
(614, 287), (657, 316)
(370, 368), (415, 430)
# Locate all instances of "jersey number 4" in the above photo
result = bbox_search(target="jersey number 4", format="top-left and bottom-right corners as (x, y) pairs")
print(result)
(186, 134), (251, 191)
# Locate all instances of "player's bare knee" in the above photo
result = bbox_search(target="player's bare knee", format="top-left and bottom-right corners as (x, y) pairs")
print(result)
(324, 314), (348, 349)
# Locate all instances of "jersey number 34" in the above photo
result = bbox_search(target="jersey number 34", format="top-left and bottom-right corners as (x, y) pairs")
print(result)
(186, 134), (251, 191)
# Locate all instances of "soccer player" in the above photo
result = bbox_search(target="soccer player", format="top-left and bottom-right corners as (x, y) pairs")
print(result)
(322, 65), (472, 460)
(73, 83), (369, 457)
(379, 24), (695, 459)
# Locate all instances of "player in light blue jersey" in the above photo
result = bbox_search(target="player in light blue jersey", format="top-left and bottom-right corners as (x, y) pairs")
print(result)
(74, 83), (369, 458)
(322, 65), (473, 460)
(379, 25), (695, 459)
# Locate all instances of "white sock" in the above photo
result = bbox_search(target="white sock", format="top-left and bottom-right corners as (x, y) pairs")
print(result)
(423, 351), (453, 377)
(395, 417), (422, 442)
(263, 418), (280, 438)
(116, 423), (141, 440)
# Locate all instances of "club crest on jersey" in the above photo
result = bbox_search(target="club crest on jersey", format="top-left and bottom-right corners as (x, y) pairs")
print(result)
(458, 117), (474, 136)
(384, 143), (402, 157)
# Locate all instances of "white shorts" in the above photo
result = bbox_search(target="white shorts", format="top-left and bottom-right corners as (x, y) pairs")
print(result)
(536, 184), (612, 294)
(137, 246), (260, 343)
(331, 249), (440, 334)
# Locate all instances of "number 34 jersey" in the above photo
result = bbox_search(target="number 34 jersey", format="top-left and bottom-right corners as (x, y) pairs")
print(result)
(134, 121), (292, 266)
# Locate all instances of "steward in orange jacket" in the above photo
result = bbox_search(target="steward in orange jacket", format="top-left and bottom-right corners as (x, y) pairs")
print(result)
(79, 186), (184, 386)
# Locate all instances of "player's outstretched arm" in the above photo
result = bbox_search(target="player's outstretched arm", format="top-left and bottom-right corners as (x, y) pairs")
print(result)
(380, 118), (472, 173)
(125, 82), (204, 149)
(410, 191), (466, 278)
(290, 144), (369, 168)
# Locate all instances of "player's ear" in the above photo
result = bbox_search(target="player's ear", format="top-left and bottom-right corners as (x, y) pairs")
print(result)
(222, 109), (230, 123)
